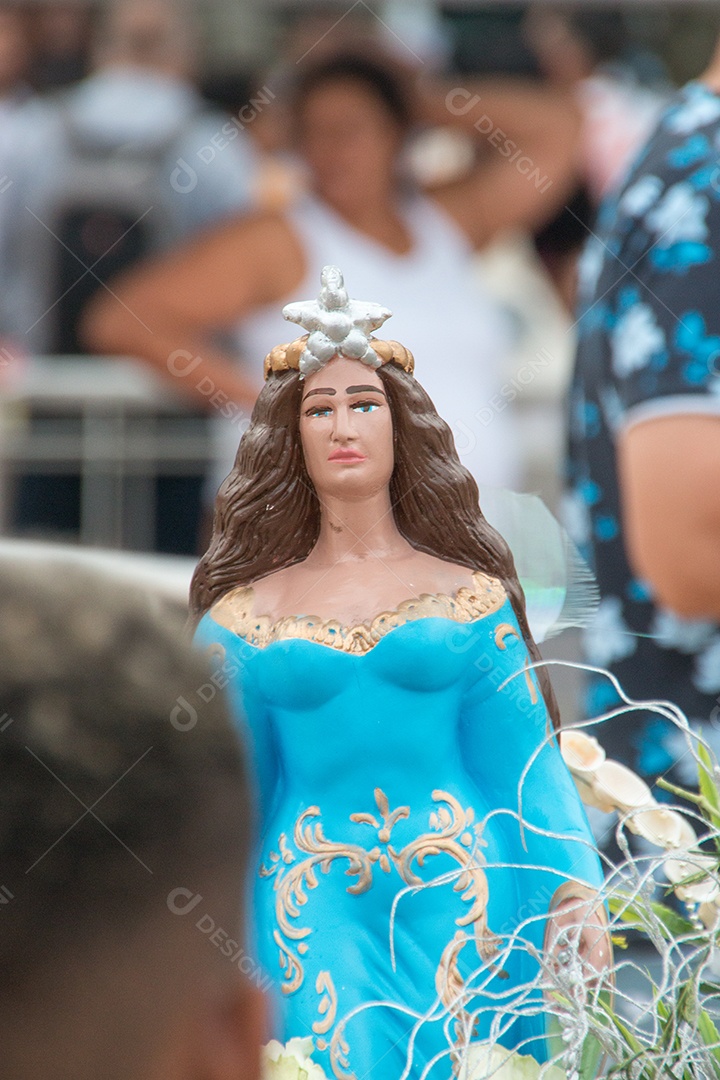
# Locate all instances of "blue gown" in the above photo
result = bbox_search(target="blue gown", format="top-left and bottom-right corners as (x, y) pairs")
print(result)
(194, 571), (603, 1079)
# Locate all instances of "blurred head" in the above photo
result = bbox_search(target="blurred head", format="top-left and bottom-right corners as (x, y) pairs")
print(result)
(93, 0), (198, 80)
(0, 8), (31, 96)
(524, 7), (627, 84)
(0, 561), (263, 1080)
(293, 52), (413, 211)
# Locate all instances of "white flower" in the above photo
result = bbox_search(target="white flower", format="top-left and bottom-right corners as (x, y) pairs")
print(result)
(262, 1037), (329, 1080)
(583, 596), (637, 668)
(645, 183), (709, 245)
(460, 1041), (565, 1080)
(619, 175), (663, 218)
(611, 303), (665, 378)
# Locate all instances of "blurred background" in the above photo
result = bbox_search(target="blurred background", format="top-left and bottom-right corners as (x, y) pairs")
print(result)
(0, 0), (718, 564)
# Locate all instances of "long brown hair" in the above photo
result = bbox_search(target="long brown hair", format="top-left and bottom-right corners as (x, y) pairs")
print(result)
(190, 364), (559, 728)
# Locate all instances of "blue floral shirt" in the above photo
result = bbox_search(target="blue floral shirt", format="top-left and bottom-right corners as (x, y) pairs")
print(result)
(566, 82), (720, 790)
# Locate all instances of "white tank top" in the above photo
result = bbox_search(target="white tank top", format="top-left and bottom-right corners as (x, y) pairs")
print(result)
(213, 193), (519, 495)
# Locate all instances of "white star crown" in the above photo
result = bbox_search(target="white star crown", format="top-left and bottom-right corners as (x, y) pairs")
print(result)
(282, 265), (393, 376)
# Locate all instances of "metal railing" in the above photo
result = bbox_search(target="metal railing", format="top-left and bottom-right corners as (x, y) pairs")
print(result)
(0, 356), (215, 549)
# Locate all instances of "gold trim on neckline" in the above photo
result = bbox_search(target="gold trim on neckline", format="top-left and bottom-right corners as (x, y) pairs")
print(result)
(209, 571), (507, 654)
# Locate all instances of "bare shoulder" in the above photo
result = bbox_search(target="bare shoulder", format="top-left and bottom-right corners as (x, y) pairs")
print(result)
(208, 563), (301, 629)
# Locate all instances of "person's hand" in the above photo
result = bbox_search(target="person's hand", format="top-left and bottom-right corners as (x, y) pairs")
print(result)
(545, 895), (610, 980)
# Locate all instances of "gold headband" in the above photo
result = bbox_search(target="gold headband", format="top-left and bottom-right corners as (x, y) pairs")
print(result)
(263, 334), (415, 380)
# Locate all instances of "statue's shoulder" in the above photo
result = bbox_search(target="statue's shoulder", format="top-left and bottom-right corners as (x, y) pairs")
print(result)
(207, 584), (256, 636)
(454, 571), (507, 619)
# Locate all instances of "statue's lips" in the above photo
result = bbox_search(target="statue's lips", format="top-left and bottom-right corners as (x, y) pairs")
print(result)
(328, 449), (366, 462)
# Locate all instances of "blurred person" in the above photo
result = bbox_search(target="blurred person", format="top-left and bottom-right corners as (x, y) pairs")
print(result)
(200, 66), (303, 214)
(0, 5), (33, 103)
(13, 0), (259, 354)
(565, 29), (720, 830)
(0, 6), (38, 342)
(29, 1), (94, 90)
(6, 0), (260, 554)
(522, 8), (669, 318)
(83, 50), (582, 498)
(0, 558), (264, 1080)
(526, 7), (669, 204)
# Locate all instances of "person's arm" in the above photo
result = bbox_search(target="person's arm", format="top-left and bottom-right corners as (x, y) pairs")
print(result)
(619, 415), (720, 619)
(419, 77), (582, 249)
(80, 211), (305, 412)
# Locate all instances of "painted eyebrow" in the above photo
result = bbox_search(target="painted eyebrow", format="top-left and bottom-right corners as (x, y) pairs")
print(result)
(302, 387), (337, 400)
(346, 385), (386, 396)
(302, 385), (386, 401)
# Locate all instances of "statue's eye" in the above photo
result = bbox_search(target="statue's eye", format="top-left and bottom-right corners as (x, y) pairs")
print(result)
(352, 401), (380, 413)
(306, 405), (333, 418)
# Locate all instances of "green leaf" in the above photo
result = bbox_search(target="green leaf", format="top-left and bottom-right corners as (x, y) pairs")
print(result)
(672, 962), (720, 1078)
(657, 998), (678, 1051)
(698, 1007), (720, 1068)
(659, 742), (720, 855)
(595, 996), (645, 1056)
(655, 997), (670, 1022)
(547, 1008), (609, 1080)
(607, 891), (699, 940)
(677, 978), (698, 1026)
(545, 1013), (565, 1063)
(697, 741), (720, 825)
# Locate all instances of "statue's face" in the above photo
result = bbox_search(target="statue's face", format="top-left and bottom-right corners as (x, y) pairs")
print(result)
(299, 356), (394, 501)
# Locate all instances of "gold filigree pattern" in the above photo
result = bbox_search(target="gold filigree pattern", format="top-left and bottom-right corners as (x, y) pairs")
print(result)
(313, 970), (338, 1038)
(494, 622), (520, 650)
(210, 571), (506, 654)
(262, 788), (497, 1002)
(330, 1022), (355, 1080)
(524, 659), (539, 705)
(394, 792), (498, 960)
(436, 930), (472, 1031)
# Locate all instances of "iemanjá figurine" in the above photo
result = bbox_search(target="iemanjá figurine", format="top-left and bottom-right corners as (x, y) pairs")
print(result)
(191, 267), (608, 1079)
